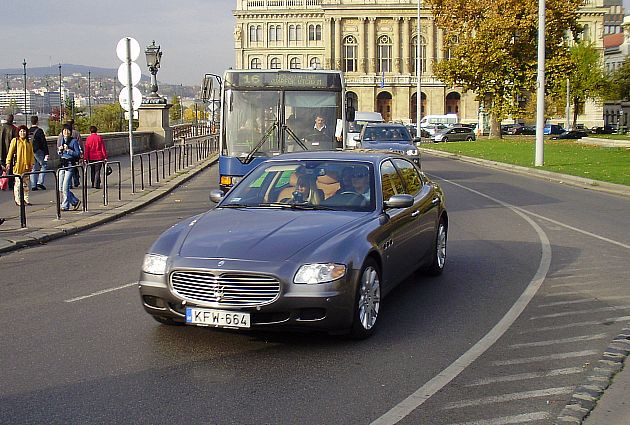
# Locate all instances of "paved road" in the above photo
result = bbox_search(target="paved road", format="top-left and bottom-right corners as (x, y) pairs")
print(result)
(0, 155), (628, 424)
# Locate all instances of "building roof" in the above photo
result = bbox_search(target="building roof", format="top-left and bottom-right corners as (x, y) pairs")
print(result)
(603, 33), (624, 48)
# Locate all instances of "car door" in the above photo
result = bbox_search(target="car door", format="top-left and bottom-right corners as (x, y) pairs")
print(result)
(379, 160), (416, 288)
(392, 159), (438, 267)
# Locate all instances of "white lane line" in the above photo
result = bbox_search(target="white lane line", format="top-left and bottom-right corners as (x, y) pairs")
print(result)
(509, 333), (608, 349)
(370, 178), (552, 425)
(538, 296), (630, 308)
(466, 367), (584, 386)
(443, 387), (574, 410)
(530, 306), (630, 320)
(64, 282), (138, 303)
(548, 281), (606, 288)
(520, 316), (630, 333)
(491, 350), (599, 366)
(446, 412), (549, 425)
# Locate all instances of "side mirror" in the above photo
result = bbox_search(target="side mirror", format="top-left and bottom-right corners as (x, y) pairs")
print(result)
(201, 76), (214, 102)
(384, 194), (414, 209)
(209, 189), (225, 204)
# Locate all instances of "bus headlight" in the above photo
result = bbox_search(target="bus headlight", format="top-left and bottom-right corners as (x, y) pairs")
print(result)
(294, 263), (346, 284)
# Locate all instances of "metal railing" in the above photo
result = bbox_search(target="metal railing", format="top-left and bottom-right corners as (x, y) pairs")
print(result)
(1, 170), (60, 228)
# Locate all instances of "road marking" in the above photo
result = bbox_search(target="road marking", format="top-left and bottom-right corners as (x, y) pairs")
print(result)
(521, 316), (630, 333)
(64, 282), (138, 303)
(443, 387), (574, 410)
(370, 178), (552, 425)
(509, 333), (608, 348)
(538, 296), (630, 308)
(466, 367), (584, 386)
(548, 280), (616, 288)
(491, 350), (598, 366)
(530, 306), (630, 320)
(446, 412), (549, 425)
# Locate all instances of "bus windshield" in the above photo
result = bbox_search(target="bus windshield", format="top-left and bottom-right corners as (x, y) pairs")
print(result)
(224, 89), (341, 159)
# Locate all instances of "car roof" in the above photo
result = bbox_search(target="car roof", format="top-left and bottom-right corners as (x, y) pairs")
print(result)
(268, 150), (399, 164)
(364, 123), (407, 129)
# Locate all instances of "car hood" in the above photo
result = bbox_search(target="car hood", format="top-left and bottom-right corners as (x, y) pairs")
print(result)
(363, 141), (414, 151)
(177, 207), (365, 262)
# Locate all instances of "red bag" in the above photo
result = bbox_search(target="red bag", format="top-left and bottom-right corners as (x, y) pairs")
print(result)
(0, 170), (7, 190)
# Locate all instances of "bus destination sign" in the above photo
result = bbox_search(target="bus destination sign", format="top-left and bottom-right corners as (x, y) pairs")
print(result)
(227, 71), (341, 90)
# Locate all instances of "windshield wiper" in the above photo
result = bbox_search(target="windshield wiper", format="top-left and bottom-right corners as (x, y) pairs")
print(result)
(283, 125), (308, 151)
(258, 202), (333, 210)
(220, 203), (252, 208)
(243, 122), (278, 164)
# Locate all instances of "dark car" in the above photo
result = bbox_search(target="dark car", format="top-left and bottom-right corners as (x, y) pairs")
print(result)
(139, 151), (448, 338)
(590, 125), (615, 134)
(551, 130), (588, 140)
(506, 124), (536, 135)
(431, 125), (476, 142)
(354, 123), (421, 164)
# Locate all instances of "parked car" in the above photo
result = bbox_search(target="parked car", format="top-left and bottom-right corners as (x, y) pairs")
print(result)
(355, 123), (420, 164)
(423, 123), (449, 136)
(431, 126), (476, 142)
(590, 125), (615, 134)
(506, 124), (536, 135)
(544, 124), (565, 135)
(501, 123), (521, 135)
(551, 130), (588, 140)
(138, 151), (448, 338)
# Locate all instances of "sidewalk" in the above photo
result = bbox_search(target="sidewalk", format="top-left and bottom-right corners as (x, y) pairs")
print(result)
(0, 150), (217, 254)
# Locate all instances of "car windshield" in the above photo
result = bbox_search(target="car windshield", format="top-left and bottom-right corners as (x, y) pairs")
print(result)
(362, 126), (412, 143)
(221, 160), (376, 212)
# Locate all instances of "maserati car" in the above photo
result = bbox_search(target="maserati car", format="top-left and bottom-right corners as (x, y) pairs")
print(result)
(138, 151), (447, 338)
(353, 123), (421, 164)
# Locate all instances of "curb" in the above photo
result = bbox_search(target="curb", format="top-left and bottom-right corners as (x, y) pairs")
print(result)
(555, 323), (630, 424)
(0, 154), (218, 255)
(420, 148), (630, 198)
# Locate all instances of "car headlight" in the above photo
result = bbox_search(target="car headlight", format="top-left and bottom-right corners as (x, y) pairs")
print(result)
(142, 254), (168, 275)
(294, 263), (346, 284)
(406, 149), (418, 156)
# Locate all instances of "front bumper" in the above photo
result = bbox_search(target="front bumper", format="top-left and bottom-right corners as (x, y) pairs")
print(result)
(139, 259), (360, 333)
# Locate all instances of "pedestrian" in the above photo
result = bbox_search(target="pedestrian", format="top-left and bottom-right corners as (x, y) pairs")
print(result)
(5, 125), (34, 206)
(84, 125), (107, 189)
(58, 124), (81, 211)
(29, 115), (49, 191)
(57, 120), (82, 188)
(1, 114), (17, 189)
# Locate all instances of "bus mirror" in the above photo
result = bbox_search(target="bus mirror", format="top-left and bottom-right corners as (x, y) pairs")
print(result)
(202, 76), (214, 102)
(346, 106), (355, 122)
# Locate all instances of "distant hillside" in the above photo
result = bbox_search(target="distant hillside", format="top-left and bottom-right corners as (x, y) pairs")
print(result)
(0, 64), (121, 78)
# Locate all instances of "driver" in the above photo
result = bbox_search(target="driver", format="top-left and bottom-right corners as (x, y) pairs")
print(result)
(351, 166), (371, 202)
(307, 114), (333, 149)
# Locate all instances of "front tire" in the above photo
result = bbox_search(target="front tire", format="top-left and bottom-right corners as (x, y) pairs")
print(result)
(350, 259), (381, 339)
(426, 218), (447, 276)
(465, 136), (474, 141)
(441, 137), (448, 143)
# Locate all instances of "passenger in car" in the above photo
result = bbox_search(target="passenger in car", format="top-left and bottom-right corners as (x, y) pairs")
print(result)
(351, 167), (371, 201)
(295, 174), (323, 204)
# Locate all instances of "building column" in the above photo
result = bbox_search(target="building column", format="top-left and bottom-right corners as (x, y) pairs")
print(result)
(359, 17), (367, 74)
(334, 18), (342, 70)
(368, 17), (376, 74)
(436, 26), (444, 63)
(324, 17), (333, 69)
(427, 18), (435, 75)
(393, 17), (401, 74)
(402, 17), (411, 75)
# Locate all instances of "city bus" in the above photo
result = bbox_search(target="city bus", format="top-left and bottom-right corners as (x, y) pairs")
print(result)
(203, 69), (352, 191)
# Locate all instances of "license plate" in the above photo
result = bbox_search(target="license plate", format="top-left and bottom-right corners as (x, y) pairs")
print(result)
(185, 307), (250, 328)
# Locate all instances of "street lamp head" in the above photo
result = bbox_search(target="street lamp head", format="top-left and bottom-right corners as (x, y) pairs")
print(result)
(145, 40), (163, 100)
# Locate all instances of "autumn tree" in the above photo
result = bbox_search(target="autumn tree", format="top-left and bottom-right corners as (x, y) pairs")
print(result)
(564, 42), (606, 128)
(170, 96), (182, 122)
(604, 57), (630, 101)
(427, 0), (582, 137)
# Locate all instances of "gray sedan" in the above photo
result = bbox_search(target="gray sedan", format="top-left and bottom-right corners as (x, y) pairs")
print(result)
(432, 126), (476, 142)
(138, 151), (448, 338)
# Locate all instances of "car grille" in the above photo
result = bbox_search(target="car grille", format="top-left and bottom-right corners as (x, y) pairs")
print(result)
(389, 149), (405, 155)
(170, 271), (280, 307)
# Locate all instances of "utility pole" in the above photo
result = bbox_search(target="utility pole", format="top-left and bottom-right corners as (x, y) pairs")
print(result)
(416, 0), (422, 133)
(565, 78), (570, 130)
(88, 70), (92, 118)
(535, 0), (545, 167)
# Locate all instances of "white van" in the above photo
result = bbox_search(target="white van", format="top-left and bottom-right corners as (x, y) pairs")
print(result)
(419, 114), (458, 128)
(346, 111), (384, 148)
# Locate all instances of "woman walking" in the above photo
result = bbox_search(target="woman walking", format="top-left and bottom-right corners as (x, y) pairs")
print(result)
(58, 124), (81, 211)
(84, 126), (107, 189)
(5, 125), (34, 206)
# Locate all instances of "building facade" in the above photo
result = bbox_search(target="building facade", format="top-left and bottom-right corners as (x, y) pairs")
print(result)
(234, 0), (610, 126)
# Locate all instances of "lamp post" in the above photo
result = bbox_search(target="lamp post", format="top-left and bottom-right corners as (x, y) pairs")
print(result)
(416, 0), (422, 132)
(23, 59), (28, 126)
(59, 64), (63, 123)
(88, 70), (92, 118)
(144, 40), (162, 99)
(534, 0), (545, 167)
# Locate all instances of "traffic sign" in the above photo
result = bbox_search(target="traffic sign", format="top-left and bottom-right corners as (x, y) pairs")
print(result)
(116, 37), (140, 62)
(119, 87), (143, 111)
(117, 62), (141, 86)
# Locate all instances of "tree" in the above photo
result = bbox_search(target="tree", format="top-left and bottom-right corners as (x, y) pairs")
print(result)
(170, 96), (182, 122)
(427, 0), (582, 137)
(565, 42), (606, 128)
(90, 103), (137, 133)
(604, 57), (630, 101)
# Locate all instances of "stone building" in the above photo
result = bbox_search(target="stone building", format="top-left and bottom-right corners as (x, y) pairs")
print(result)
(233, 0), (610, 126)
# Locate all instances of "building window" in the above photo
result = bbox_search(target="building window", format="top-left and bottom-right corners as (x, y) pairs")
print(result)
(343, 35), (358, 72)
(412, 35), (427, 73)
(308, 24), (322, 41)
(289, 24), (302, 42)
(377, 35), (392, 73)
(289, 57), (301, 69)
(582, 24), (590, 41)
(249, 25), (262, 42)
(445, 34), (458, 60)
(270, 57), (281, 69)
(309, 57), (321, 69)
(268, 24), (282, 43)
(250, 58), (261, 69)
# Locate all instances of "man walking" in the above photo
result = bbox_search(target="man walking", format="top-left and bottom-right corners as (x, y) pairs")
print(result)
(29, 116), (49, 190)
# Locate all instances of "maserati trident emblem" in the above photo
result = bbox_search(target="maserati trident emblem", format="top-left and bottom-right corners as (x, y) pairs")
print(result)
(214, 285), (225, 301)
(218, 260), (225, 267)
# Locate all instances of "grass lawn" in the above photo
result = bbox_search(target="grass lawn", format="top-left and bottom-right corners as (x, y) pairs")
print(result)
(422, 137), (630, 186)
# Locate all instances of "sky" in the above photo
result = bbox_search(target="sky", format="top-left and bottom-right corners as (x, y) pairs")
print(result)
(1, 0), (236, 86)
(2, 0), (629, 85)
